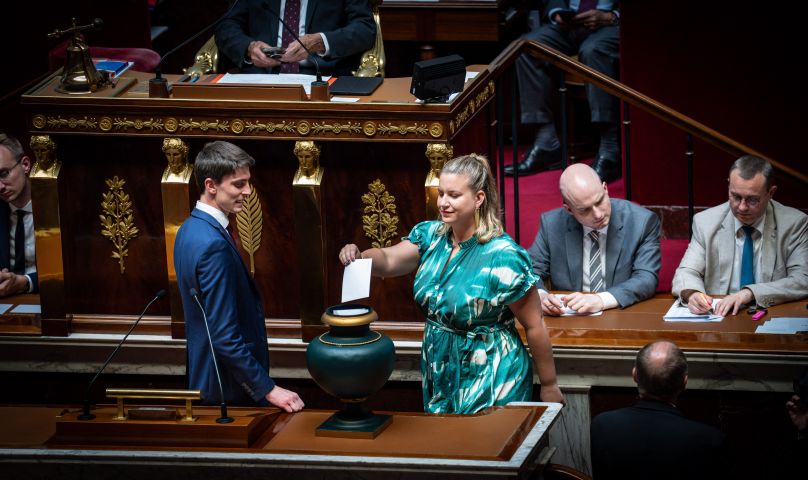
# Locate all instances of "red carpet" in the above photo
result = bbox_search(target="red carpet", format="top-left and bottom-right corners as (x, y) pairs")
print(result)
(496, 146), (686, 293)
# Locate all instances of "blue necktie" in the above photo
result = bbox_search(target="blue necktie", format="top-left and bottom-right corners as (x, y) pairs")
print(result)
(740, 226), (755, 289)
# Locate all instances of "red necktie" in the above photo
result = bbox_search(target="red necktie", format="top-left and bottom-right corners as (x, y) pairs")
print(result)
(226, 223), (238, 245)
(280, 0), (301, 74)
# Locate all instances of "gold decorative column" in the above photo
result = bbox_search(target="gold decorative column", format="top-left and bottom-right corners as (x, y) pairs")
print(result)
(160, 138), (193, 336)
(424, 143), (452, 220)
(30, 135), (69, 331)
(291, 141), (328, 334)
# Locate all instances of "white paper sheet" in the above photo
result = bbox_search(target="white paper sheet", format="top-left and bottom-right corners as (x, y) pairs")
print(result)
(0, 304), (12, 314)
(755, 317), (808, 334)
(342, 258), (373, 302)
(217, 73), (331, 95)
(663, 299), (723, 322)
(10, 304), (41, 314)
(553, 294), (604, 316)
(331, 97), (360, 102)
(334, 308), (370, 316)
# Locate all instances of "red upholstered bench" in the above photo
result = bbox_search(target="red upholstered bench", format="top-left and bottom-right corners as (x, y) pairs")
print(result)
(49, 36), (161, 74)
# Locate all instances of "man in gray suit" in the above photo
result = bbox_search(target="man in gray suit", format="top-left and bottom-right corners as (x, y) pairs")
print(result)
(672, 156), (808, 315)
(528, 164), (661, 315)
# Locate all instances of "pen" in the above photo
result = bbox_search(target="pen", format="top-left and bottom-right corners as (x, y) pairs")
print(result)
(190, 75), (200, 83)
(699, 293), (715, 316)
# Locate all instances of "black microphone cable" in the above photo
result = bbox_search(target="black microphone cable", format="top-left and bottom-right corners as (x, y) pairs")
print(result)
(190, 288), (234, 424)
(260, 1), (327, 86)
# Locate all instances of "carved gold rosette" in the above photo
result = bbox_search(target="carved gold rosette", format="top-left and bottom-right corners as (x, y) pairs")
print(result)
(100, 176), (139, 274)
(362, 179), (398, 248)
(236, 185), (263, 277)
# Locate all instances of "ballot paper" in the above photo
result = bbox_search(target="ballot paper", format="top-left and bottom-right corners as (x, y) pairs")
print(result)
(755, 318), (808, 334)
(10, 304), (41, 314)
(217, 73), (332, 95)
(553, 294), (604, 316)
(342, 258), (373, 303)
(0, 304), (12, 314)
(663, 299), (723, 322)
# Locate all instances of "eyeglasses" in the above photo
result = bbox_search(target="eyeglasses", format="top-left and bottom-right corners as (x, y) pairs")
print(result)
(0, 158), (22, 184)
(728, 194), (766, 209)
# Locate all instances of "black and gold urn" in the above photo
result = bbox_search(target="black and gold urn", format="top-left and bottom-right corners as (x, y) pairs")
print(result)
(306, 305), (395, 439)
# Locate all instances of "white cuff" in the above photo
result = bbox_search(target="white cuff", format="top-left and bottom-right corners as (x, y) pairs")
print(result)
(318, 33), (330, 57)
(547, 8), (562, 25)
(596, 292), (619, 310)
(537, 288), (548, 295)
(24, 274), (32, 294)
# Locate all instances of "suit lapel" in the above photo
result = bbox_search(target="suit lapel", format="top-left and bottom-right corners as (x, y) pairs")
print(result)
(565, 214), (584, 291)
(0, 202), (9, 269)
(605, 204), (625, 289)
(760, 202), (777, 283)
(717, 208), (735, 293)
(305, 0), (319, 32)
(192, 209), (257, 291)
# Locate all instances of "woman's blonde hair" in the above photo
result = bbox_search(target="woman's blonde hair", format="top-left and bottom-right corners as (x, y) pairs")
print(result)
(436, 154), (504, 244)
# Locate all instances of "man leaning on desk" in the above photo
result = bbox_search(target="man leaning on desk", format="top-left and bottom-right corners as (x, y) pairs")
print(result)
(215, 0), (376, 77)
(672, 156), (808, 316)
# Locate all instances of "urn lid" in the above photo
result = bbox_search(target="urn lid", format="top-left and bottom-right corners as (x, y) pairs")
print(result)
(321, 304), (378, 327)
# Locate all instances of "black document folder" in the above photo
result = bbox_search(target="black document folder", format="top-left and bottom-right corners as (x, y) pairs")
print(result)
(329, 76), (384, 96)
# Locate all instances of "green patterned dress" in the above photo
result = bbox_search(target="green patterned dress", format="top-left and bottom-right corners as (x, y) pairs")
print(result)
(403, 221), (539, 414)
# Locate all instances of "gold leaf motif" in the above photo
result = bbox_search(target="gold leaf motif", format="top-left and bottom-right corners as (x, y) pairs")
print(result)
(236, 184), (263, 277)
(113, 118), (164, 132)
(310, 121), (362, 135)
(100, 176), (138, 274)
(178, 119), (230, 132)
(376, 123), (429, 137)
(362, 179), (398, 249)
(489, 80), (495, 93)
(46, 116), (97, 130)
(244, 120), (296, 134)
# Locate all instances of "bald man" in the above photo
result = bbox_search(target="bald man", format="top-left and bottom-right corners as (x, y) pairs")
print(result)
(591, 341), (734, 479)
(527, 164), (661, 315)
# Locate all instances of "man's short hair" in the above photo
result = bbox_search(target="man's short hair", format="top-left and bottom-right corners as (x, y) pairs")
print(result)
(0, 133), (25, 162)
(729, 155), (774, 191)
(635, 340), (688, 400)
(194, 141), (255, 194)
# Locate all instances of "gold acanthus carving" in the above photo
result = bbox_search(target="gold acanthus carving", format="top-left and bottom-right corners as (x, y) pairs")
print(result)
(178, 119), (230, 132)
(311, 121), (362, 135)
(453, 84), (492, 133)
(100, 176), (139, 274)
(46, 116), (97, 130)
(362, 179), (398, 249)
(236, 185), (263, 277)
(377, 123), (429, 137)
(245, 120), (297, 134)
(114, 118), (164, 132)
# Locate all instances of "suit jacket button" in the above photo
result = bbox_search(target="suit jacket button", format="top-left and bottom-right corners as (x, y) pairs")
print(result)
(256, 304), (261, 311)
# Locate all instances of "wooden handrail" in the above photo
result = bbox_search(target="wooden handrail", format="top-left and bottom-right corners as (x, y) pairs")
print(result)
(489, 39), (808, 186)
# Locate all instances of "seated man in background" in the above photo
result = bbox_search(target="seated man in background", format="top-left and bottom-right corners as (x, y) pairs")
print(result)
(672, 155), (808, 315)
(591, 340), (735, 480)
(215, 0), (376, 77)
(527, 163), (660, 315)
(507, 0), (622, 183)
(0, 134), (37, 298)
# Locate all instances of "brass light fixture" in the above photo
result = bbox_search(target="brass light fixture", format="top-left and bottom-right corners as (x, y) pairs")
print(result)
(47, 18), (109, 94)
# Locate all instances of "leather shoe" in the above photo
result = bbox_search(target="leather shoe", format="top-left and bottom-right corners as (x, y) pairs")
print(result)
(592, 155), (622, 184)
(504, 145), (563, 177)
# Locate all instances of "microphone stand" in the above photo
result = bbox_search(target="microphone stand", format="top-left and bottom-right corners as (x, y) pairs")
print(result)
(78, 290), (167, 421)
(190, 289), (234, 424)
(260, 2), (330, 101)
(149, 0), (241, 98)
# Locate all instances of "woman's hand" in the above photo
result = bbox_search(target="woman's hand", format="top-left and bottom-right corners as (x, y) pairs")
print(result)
(540, 383), (566, 407)
(339, 244), (362, 266)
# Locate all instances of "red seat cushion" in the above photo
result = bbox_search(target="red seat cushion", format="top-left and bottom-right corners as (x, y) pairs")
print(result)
(49, 37), (161, 74)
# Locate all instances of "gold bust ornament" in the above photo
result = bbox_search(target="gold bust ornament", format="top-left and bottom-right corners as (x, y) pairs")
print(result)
(30, 135), (59, 176)
(293, 141), (322, 178)
(162, 138), (190, 177)
(425, 143), (453, 177)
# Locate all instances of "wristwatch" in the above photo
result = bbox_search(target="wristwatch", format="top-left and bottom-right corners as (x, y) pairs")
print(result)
(610, 11), (619, 26)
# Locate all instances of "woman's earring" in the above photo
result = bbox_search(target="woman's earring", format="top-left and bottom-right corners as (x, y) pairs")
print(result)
(475, 207), (480, 229)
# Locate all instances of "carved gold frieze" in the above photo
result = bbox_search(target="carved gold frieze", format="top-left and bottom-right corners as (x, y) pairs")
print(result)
(245, 120), (297, 134)
(32, 114), (46, 130)
(377, 123), (428, 137)
(165, 118), (178, 133)
(236, 185), (263, 277)
(30, 135), (60, 178)
(455, 105), (470, 130)
(178, 119), (230, 132)
(362, 179), (398, 248)
(231, 119), (245, 134)
(114, 118), (164, 132)
(311, 122), (361, 135)
(475, 84), (491, 108)
(449, 120), (455, 134)
(363, 121), (377, 137)
(46, 116), (97, 130)
(489, 80), (495, 93)
(100, 176), (139, 274)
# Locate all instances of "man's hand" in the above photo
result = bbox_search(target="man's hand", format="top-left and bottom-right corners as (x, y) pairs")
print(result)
(539, 291), (565, 316)
(247, 41), (282, 69)
(787, 395), (808, 439)
(281, 34), (326, 63)
(571, 9), (613, 31)
(715, 288), (754, 316)
(539, 383), (566, 407)
(563, 292), (604, 314)
(0, 269), (27, 298)
(553, 13), (577, 32)
(266, 386), (305, 413)
(682, 289), (713, 315)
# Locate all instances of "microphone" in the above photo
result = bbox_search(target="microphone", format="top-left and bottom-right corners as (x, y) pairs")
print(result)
(189, 288), (234, 424)
(149, 0), (241, 97)
(77, 290), (167, 421)
(260, 1), (330, 100)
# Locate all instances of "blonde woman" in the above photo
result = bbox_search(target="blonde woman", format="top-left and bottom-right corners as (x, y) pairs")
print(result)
(339, 154), (564, 414)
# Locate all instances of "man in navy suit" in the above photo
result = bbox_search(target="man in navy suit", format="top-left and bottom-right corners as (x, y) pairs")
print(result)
(175, 141), (303, 411)
(591, 341), (735, 479)
(0, 134), (38, 298)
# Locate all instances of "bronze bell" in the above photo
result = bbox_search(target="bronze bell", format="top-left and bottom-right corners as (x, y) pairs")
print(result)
(48, 18), (109, 94)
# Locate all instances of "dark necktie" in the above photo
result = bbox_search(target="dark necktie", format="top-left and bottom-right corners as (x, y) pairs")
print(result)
(740, 226), (755, 289)
(280, 0), (302, 74)
(588, 230), (604, 292)
(14, 210), (25, 275)
(226, 222), (238, 245)
(575, 0), (599, 43)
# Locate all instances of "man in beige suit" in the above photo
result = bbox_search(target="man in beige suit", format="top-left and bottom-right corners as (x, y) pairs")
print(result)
(672, 155), (808, 315)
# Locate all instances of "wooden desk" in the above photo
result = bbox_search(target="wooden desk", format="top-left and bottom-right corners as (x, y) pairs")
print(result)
(0, 294), (41, 336)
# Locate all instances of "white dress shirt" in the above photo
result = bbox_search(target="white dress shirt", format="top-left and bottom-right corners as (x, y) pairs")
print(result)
(245, 0), (331, 65)
(538, 224), (619, 310)
(195, 201), (229, 230)
(729, 212), (765, 294)
(8, 200), (36, 293)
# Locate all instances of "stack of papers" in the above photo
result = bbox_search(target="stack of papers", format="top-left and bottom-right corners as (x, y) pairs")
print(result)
(217, 73), (331, 95)
(755, 318), (808, 334)
(553, 294), (603, 316)
(663, 299), (724, 322)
